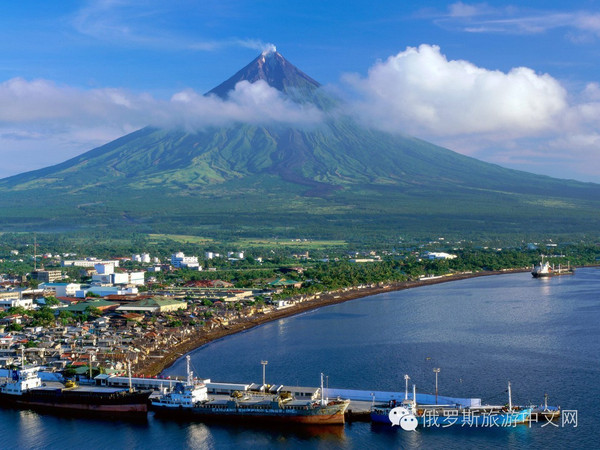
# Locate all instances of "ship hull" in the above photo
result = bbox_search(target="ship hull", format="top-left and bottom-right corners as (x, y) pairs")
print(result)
(0, 390), (151, 415)
(152, 402), (349, 425)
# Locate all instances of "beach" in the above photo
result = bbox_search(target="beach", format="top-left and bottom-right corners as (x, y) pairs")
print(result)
(136, 269), (528, 376)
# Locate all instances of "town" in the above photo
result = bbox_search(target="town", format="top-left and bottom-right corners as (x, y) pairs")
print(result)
(0, 238), (597, 380)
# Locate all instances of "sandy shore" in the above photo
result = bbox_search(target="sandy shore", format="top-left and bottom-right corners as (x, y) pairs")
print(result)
(136, 269), (528, 376)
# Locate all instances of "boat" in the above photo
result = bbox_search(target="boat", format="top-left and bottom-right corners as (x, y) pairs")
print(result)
(0, 364), (152, 415)
(529, 394), (561, 421)
(532, 256), (574, 278)
(150, 356), (350, 425)
(371, 380), (532, 428)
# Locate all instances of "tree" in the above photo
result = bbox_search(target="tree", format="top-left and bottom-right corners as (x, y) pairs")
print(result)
(85, 306), (102, 318)
(44, 296), (60, 306)
(59, 310), (75, 325)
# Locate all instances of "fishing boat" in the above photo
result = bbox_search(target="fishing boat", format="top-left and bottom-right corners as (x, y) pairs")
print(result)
(371, 380), (532, 428)
(529, 394), (561, 421)
(151, 356), (350, 425)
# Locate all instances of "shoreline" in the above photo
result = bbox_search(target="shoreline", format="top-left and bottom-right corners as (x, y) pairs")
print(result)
(135, 268), (529, 376)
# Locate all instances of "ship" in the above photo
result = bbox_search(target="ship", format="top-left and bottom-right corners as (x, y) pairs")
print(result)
(528, 394), (561, 422)
(0, 365), (152, 415)
(150, 356), (350, 425)
(371, 381), (532, 428)
(531, 256), (574, 278)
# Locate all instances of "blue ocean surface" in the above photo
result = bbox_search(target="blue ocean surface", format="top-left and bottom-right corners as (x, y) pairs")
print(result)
(1, 268), (598, 449)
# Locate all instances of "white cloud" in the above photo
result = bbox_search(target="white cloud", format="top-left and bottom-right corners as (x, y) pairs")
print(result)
(341, 44), (600, 182)
(346, 44), (567, 138)
(447, 2), (490, 18)
(438, 4), (600, 38)
(166, 80), (323, 129)
(0, 76), (323, 177)
(71, 0), (274, 53)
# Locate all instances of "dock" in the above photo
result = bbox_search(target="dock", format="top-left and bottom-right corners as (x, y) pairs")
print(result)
(92, 373), (481, 423)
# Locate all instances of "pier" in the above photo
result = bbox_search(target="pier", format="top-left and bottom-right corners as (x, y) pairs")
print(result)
(92, 373), (481, 423)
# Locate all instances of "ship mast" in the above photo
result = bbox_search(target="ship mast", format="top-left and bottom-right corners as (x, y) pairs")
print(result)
(404, 374), (410, 400)
(127, 360), (133, 392)
(508, 381), (513, 411)
(186, 355), (193, 386)
(320, 373), (326, 406)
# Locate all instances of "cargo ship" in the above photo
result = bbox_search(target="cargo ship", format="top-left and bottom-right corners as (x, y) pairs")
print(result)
(151, 356), (350, 425)
(371, 381), (532, 427)
(0, 365), (151, 415)
(531, 256), (574, 278)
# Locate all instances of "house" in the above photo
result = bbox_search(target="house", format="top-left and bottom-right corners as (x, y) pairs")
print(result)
(423, 252), (457, 260)
(66, 299), (119, 314)
(0, 297), (34, 310)
(171, 252), (201, 269)
(39, 282), (81, 297)
(267, 278), (302, 289)
(116, 297), (187, 314)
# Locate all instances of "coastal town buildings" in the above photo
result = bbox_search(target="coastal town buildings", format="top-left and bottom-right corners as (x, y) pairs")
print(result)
(170, 252), (201, 270)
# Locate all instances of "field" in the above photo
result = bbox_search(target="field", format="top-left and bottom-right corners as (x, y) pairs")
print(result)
(148, 234), (346, 249)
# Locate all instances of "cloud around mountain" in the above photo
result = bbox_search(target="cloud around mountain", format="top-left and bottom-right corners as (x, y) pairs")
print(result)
(0, 45), (599, 180)
(345, 44), (567, 138)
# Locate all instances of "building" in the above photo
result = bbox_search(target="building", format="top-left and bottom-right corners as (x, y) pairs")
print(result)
(75, 286), (139, 298)
(61, 259), (120, 268)
(66, 299), (119, 314)
(31, 270), (63, 283)
(171, 252), (200, 269)
(39, 282), (81, 297)
(116, 297), (187, 313)
(267, 278), (302, 289)
(0, 297), (34, 310)
(423, 252), (457, 260)
(91, 271), (144, 286)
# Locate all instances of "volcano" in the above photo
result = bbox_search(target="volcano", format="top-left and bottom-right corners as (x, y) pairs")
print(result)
(0, 50), (599, 239)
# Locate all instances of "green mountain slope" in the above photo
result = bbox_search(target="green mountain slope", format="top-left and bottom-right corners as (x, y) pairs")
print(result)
(0, 51), (599, 240)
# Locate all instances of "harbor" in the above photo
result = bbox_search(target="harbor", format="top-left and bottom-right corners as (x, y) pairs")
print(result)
(0, 269), (595, 448)
(3, 358), (558, 429)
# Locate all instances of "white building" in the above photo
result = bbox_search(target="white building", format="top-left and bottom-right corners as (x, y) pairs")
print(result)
(91, 271), (145, 286)
(0, 298), (34, 310)
(95, 263), (114, 275)
(423, 252), (457, 260)
(132, 254), (142, 263)
(141, 253), (151, 264)
(76, 286), (138, 298)
(39, 283), (81, 297)
(62, 259), (120, 268)
(171, 252), (200, 269)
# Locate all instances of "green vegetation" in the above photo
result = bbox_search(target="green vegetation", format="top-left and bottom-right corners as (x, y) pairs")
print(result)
(0, 119), (599, 243)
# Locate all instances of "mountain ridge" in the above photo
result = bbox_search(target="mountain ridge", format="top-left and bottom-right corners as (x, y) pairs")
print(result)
(0, 50), (599, 239)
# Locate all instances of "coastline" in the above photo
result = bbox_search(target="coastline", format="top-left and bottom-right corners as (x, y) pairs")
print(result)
(135, 268), (529, 376)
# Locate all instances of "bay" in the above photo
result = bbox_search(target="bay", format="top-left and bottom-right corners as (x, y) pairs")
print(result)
(1, 269), (598, 449)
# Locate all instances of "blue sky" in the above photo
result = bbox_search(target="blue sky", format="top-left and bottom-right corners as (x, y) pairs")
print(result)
(1, 0), (600, 182)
